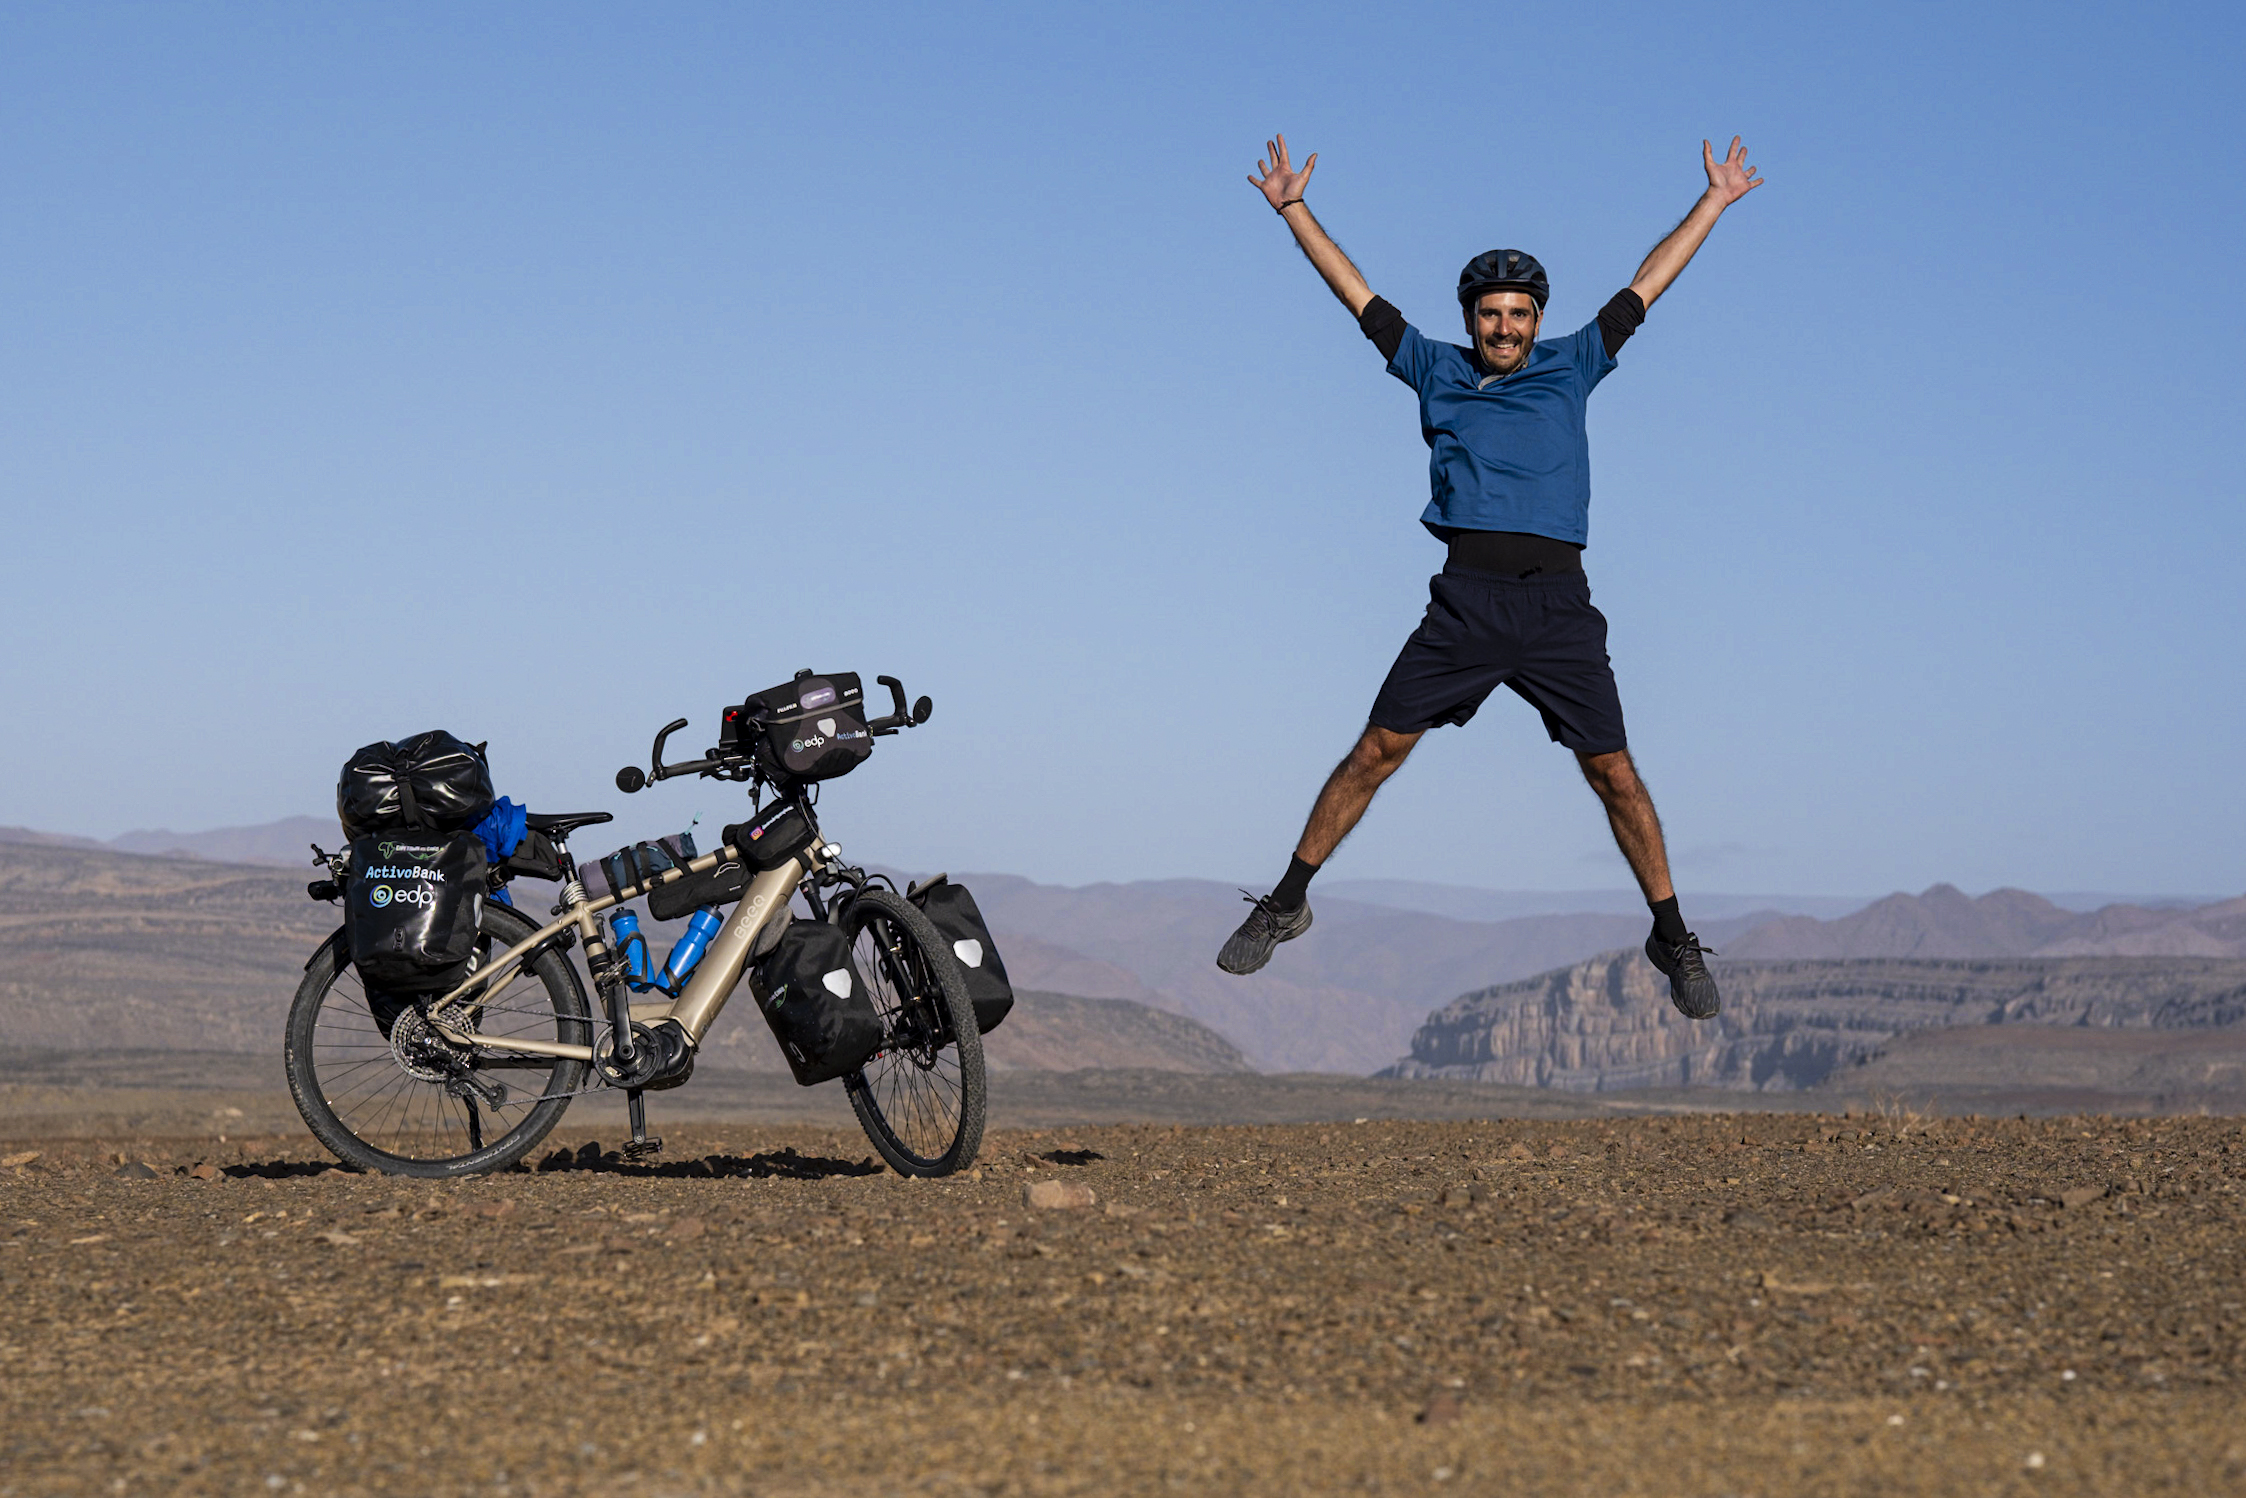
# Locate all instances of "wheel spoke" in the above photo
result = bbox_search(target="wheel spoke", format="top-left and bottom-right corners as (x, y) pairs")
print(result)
(839, 891), (982, 1175)
(291, 906), (591, 1173)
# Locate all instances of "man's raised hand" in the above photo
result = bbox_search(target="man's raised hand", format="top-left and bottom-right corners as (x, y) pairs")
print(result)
(1628, 135), (1767, 307)
(1703, 136), (1763, 207)
(1250, 133), (1316, 213)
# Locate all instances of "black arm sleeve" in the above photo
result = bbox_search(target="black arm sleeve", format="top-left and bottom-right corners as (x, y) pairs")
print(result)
(1358, 295), (1406, 364)
(1596, 288), (1646, 360)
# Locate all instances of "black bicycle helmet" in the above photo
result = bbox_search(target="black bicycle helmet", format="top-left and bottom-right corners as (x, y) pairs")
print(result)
(1457, 248), (1549, 310)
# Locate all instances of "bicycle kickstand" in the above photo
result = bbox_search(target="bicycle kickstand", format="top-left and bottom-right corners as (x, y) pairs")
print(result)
(622, 1089), (662, 1160)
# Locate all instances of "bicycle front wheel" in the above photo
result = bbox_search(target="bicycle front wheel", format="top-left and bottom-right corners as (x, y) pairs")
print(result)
(284, 899), (593, 1177)
(839, 889), (987, 1177)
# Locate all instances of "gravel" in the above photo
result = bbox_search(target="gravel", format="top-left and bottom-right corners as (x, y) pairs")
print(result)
(2, 1111), (2242, 1494)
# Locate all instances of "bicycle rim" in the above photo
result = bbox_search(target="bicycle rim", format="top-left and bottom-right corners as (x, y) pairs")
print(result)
(842, 892), (984, 1174)
(293, 914), (590, 1172)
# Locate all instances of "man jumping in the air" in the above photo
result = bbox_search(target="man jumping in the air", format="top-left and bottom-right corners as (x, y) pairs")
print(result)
(1217, 133), (1764, 1019)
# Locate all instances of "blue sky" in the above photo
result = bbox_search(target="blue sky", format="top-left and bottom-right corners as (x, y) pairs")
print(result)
(2, 1), (2240, 899)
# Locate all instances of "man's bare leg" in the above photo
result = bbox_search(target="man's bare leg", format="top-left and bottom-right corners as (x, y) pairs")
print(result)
(1576, 748), (1720, 1018)
(1296, 724), (1423, 866)
(1218, 724), (1421, 975)
(1574, 748), (1674, 902)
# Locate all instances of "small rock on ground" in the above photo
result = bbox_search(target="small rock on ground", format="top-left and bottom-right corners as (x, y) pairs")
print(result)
(1024, 1179), (1096, 1210)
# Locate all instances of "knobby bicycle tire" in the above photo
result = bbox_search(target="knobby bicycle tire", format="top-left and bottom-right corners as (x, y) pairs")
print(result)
(284, 900), (593, 1177)
(838, 889), (987, 1176)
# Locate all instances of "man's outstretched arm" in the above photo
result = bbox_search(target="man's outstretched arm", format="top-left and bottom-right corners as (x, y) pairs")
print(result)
(1627, 136), (1764, 309)
(1250, 133), (1375, 317)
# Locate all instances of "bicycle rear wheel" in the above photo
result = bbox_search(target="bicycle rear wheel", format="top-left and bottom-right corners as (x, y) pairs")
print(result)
(284, 900), (592, 1177)
(839, 889), (986, 1177)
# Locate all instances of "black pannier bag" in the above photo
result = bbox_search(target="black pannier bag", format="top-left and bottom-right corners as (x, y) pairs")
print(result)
(752, 920), (883, 1086)
(722, 799), (816, 873)
(337, 731), (496, 839)
(724, 672), (872, 783)
(908, 874), (1013, 1034)
(344, 831), (488, 993)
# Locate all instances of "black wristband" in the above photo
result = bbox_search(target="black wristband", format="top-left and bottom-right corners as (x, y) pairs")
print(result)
(1275, 197), (1304, 213)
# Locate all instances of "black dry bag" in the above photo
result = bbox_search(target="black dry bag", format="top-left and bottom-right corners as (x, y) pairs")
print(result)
(337, 731), (496, 839)
(752, 920), (883, 1086)
(344, 831), (488, 993)
(725, 672), (873, 783)
(909, 874), (1013, 1034)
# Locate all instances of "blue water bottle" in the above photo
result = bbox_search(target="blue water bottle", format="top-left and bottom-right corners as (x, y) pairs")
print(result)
(608, 909), (653, 987)
(660, 907), (726, 990)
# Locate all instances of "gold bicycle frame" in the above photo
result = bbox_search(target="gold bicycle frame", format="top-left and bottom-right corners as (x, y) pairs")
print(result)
(423, 839), (825, 1063)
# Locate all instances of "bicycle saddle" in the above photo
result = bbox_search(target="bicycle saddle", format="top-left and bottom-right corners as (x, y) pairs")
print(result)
(523, 810), (614, 839)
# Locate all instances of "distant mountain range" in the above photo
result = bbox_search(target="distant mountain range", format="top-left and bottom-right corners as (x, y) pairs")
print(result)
(0, 817), (338, 868)
(939, 877), (2246, 1074)
(1321, 880), (1869, 923)
(1724, 883), (2246, 960)
(5, 817), (2240, 1081)
(952, 875), (1783, 1073)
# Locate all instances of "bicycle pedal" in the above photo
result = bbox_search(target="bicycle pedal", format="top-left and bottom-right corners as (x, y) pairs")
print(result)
(621, 1137), (664, 1161)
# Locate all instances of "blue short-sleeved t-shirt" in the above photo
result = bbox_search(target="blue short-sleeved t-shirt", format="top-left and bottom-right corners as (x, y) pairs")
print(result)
(1387, 320), (1616, 545)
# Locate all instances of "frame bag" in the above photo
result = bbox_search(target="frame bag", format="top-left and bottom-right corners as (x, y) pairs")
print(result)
(726, 673), (873, 783)
(648, 851), (750, 922)
(337, 731), (496, 839)
(909, 875), (1013, 1033)
(590, 830), (757, 923)
(752, 921), (883, 1086)
(344, 832), (488, 993)
(588, 832), (696, 903)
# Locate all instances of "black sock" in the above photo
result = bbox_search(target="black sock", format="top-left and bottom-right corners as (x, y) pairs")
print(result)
(1648, 895), (1688, 946)
(1271, 855), (1320, 912)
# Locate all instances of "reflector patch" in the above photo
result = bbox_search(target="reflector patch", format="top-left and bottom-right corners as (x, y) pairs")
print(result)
(952, 938), (984, 969)
(821, 969), (854, 998)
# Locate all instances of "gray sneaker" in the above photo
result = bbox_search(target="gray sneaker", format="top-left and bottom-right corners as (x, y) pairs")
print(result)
(1645, 930), (1721, 1019)
(1217, 892), (1313, 976)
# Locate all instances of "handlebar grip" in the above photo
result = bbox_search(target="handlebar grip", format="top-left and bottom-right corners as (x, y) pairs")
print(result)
(877, 675), (910, 721)
(649, 718), (690, 777)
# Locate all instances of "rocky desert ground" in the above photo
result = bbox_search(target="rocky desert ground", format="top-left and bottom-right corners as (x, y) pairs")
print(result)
(4, 1109), (2243, 1496)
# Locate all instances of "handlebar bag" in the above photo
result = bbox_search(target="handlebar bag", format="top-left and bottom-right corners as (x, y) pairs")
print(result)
(344, 831), (488, 993)
(752, 920), (883, 1086)
(338, 731), (496, 839)
(735, 673), (873, 783)
(908, 875), (1013, 1034)
(723, 800), (816, 873)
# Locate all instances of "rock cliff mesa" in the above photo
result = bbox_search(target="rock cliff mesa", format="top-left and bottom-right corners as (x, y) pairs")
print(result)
(1382, 951), (2246, 1092)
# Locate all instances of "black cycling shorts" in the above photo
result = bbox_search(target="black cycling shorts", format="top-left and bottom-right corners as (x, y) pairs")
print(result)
(1367, 565), (1628, 755)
